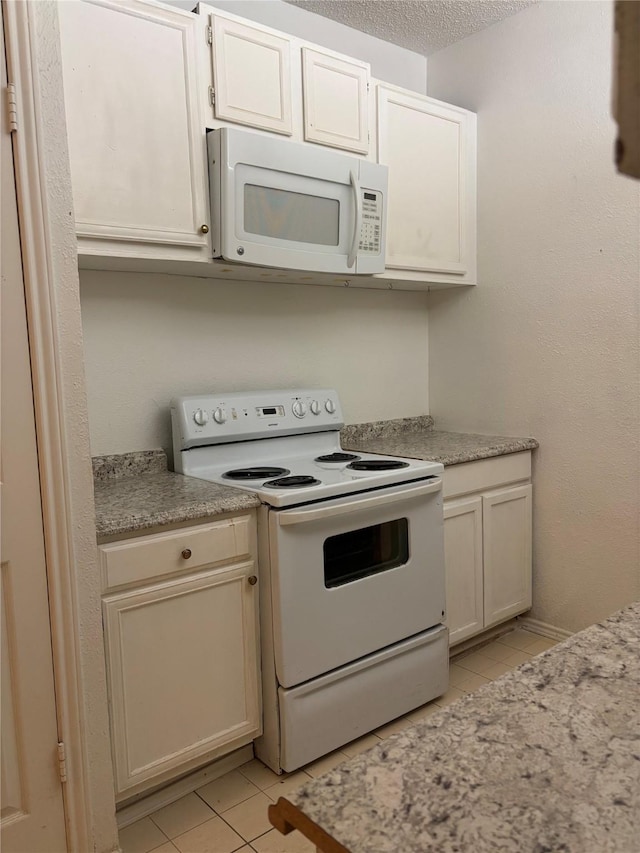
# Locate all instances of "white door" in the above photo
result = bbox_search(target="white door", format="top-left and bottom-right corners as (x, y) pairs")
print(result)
(483, 484), (533, 628)
(377, 84), (476, 277)
(269, 480), (445, 688)
(1, 20), (67, 850)
(302, 48), (370, 154)
(58, 0), (210, 261)
(208, 12), (292, 135)
(443, 496), (484, 645)
(103, 562), (261, 797)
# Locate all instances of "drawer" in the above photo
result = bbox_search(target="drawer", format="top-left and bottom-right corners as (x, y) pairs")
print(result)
(443, 451), (531, 500)
(100, 515), (252, 590)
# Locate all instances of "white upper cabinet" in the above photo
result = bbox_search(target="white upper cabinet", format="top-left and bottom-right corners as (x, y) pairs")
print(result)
(198, 7), (371, 155)
(58, 0), (210, 261)
(57, 0), (477, 288)
(302, 48), (370, 154)
(376, 84), (477, 285)
(207, 12), (293, 135)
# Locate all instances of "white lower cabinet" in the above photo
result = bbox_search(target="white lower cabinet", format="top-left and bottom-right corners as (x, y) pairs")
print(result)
(99, 515), (261, 799)
(483, 485), (533, 628)
(443, 496), (483, 645)
(443, 454), (533, 646)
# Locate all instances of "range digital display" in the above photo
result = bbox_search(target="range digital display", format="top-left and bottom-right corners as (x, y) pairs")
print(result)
(257, 405), (285, 417)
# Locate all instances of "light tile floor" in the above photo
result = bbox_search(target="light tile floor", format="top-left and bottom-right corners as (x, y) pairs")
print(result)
(118, 629), (558, 853)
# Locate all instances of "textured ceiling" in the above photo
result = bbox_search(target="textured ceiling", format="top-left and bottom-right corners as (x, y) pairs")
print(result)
(283, 0), (538, 56)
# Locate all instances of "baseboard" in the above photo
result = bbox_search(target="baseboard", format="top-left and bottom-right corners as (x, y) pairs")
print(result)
(449, 619), (519, 657)
(516, 616), (573, 641)
(449, 615), (573, 659)
(115, 745), (254, 829)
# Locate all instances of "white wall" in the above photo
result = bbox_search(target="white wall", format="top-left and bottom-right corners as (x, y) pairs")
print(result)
(427, 1), (640, 633)
(80, 272), (429, 459)
(167, 0), (427, 92)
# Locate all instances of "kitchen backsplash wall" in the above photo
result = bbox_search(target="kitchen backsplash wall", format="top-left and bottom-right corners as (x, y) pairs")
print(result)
(426, 0), (640, 633)
(79, 270), (429, 459)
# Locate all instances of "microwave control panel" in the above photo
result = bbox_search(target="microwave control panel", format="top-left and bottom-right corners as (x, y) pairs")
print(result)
(358, 190), (383, 255)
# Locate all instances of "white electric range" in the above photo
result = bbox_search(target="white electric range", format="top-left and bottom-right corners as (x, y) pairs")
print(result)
(171, 389), (449, 773)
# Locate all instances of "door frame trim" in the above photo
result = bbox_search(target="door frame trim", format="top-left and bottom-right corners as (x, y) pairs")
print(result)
(3, 2), (119, 850)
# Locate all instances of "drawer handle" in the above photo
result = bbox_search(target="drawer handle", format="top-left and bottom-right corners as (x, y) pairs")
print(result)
(181, 548), (192, 560)
(248, 575), (258, 586)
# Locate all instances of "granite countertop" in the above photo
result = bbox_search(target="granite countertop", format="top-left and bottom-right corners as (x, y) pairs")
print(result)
(93, 450), (260, 539)
(269, 602), (640, 853)
(341, 418), (538, 466)
(93, 417), (538, 537)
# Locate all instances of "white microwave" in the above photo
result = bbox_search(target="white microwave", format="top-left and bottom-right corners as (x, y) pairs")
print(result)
(207, 128), (387, 275)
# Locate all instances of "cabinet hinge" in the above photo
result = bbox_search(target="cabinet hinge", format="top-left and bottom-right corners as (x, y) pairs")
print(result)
(209, 85), (216, 107)
(57, 742), (67, 784)
(6, 83), (17, 133)
(206, 25), (213, 46)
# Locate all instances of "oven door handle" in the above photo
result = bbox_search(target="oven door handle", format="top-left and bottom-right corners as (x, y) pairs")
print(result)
(276, 479), (442, 526)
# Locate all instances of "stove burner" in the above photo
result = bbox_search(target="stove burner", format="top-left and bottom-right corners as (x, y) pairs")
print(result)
(224, 467), (290, 480)
(315, 452), (361, 463)
(263, 475), (322, 488)
(347, 459), (411, 471)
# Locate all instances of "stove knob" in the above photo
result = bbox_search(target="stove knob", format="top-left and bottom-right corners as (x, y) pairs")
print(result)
(310, 400), (321, 415)
(292, 400), (307, 419)
(193, 408), (209, 426)
(213, 407), (227, 424)
(325, 399), (336, 414)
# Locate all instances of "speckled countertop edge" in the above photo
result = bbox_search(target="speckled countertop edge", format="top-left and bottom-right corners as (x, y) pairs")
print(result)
(341, 420), (538, 465)
(92, 451), (259, 539)
(93, 418), (539, 537)
(281, 601), (640, 853)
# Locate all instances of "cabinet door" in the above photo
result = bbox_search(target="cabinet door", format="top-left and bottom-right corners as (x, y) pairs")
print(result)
(58, 0), (210, 261)
(103, 562), (261, 796)
(210, 14), (292, 135)
(443, 497), (484, 646)
(377, 85), (476, 278)
(483, 485), (533, 628)
(302, 48), (370, 154)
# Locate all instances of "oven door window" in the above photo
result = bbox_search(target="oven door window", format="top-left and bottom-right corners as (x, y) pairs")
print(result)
(323, 518), (409, 588)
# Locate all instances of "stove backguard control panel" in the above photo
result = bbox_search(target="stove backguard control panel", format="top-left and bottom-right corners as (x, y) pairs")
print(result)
(172, 389), (344, 449)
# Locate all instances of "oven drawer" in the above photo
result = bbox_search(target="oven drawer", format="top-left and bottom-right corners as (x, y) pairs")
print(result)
(278, 625), (449, 772)
(100, 516), (252, 590)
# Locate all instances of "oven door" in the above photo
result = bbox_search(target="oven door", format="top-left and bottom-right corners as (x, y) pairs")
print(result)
(268, 478), (445, 688)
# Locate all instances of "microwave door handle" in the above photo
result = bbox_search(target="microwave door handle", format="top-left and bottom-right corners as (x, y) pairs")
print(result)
(347, 169), (362, 269)
(277, 479), (442, 527)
